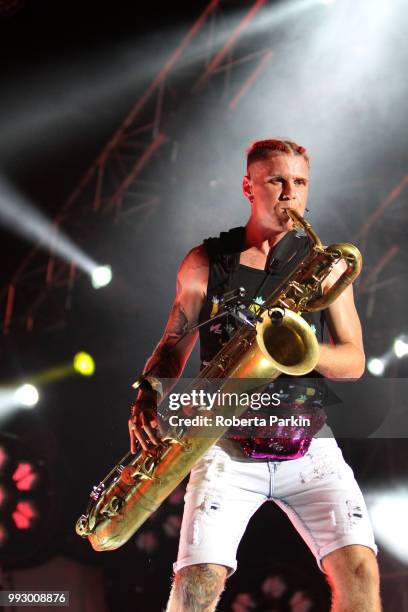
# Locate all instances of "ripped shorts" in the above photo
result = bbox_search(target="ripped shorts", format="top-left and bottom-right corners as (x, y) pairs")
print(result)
(173, 437), (377, 576)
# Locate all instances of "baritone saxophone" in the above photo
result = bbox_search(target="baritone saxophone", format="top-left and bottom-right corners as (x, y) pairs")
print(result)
(76, 209), (362, 551)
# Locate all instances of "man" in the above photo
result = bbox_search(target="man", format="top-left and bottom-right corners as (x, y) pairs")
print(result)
(128, 140), (381, 611)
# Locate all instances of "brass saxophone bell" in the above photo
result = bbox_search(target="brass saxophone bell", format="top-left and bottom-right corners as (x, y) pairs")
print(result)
(256, 307), (320, 377)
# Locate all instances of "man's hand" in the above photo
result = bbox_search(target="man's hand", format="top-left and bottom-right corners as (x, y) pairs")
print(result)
(128, 392), (161, 453)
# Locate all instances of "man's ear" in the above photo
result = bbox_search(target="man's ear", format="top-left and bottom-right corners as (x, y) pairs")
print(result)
(242, 174), (253, 201)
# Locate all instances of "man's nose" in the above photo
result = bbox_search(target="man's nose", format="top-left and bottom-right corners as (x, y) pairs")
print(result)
(279, 182), (296, 200)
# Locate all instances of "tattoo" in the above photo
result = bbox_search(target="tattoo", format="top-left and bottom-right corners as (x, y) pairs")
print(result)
(142, 245), (206, 395)
(146, 343), (182, 381)
(167, 564), (226, 611)
(143, 303), (190, 386)
(167, 303), (189, 340)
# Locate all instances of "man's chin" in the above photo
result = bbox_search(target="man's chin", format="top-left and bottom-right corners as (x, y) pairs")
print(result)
(260, 217), (293, 234)
(278, 217), (293, 231)
(264, 221), (292, 237)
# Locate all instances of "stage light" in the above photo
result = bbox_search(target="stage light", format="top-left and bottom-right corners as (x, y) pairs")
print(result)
(135, 530), (158, 554)
(163, 514), (182, 538)
(12, 501), (37, 530)
(73, 352), (95, 377)
(368, 489), (408, 564)
(12, 463), (38, 492)
(0, 432), (58, 565)
(0, 177), (98, 276)
(393, 336), (408, 359)
(91, 265), (112, 289)
(367, 358), (385, 377)
(368, 336), (408, 376)
(13, 384), (39, 408)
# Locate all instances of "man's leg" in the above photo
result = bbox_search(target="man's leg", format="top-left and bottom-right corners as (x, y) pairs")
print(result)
(271, 438), (379, 609)
(170, 447), (267, 611)
(166, 563), (228, 612)
(322, 544), (381, 612)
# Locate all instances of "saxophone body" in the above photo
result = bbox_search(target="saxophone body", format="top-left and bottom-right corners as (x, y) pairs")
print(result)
(76, 210), (362, 551)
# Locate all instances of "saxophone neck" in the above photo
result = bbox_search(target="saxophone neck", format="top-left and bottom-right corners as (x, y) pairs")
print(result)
(284, 208), (323, 249)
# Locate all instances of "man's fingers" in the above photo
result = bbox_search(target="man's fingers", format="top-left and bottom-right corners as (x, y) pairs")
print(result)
(140, 413), (160, 445)
(128, 410), (160, 452)
(133, 428), (150, 452)
(140, 412), (159, 438)
(128, 419), (138, 454)
(143, 422), (160, 446)
(128, 418), (150, 452)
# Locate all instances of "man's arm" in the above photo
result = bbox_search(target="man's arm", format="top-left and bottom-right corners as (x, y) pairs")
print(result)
(129, 245), (208, 452)
(315, 260), (365, 379)
(142, 244), (208, 384)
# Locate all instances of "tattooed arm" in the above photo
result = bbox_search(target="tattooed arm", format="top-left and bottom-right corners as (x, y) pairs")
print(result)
(143, 245), (208, 382)
(129, 245), (209, 452)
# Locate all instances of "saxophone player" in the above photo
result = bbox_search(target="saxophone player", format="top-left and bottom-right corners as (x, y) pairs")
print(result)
(129, 140), (381, 612)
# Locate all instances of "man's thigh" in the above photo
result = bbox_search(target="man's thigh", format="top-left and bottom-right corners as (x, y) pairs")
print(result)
(173, 446), (268, 577)
(273, 438), (377, 570)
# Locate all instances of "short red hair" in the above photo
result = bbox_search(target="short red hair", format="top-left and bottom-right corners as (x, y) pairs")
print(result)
(246, 139), (310, 172)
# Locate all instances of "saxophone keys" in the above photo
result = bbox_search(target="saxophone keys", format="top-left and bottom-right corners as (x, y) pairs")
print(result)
(283, 298), (296, 310)
(76, 514), (91, 537)
(170, 437), (192, 452)
(88, 514), (97, 531)
(105, 496), (125, 516)
(131, 454), (159, 481)
(90, 482), (105, 501)
(119, 465), (141, 485)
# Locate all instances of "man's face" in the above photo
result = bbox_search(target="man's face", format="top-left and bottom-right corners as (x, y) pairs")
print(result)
(242, 153), (309, 233)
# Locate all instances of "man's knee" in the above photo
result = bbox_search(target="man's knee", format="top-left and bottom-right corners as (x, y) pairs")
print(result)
(323, 545), (380, 592)
(173, 563), (228, 610)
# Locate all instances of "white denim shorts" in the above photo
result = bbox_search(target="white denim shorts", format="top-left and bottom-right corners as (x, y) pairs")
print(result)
(173, 437), (377, 576)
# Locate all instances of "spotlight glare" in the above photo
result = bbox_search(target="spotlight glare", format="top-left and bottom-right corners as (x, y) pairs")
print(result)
(369, 491), (408, 564)
(393, 336), (408, 359)
(0, 177), (98, 276)
(13, 384), (39, 408)
(367, 358), (385, 377)
(73, 352), (95, 377)
(91, 265), (112, 289)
